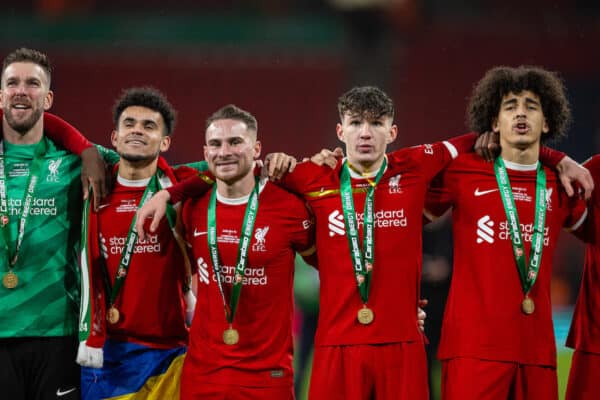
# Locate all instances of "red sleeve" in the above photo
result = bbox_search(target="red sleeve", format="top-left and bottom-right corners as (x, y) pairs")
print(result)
(424, 170), (453, 222)
(446, 132), (477, 154)
(572, 155), (600, 243)
(167, 173), (215, 204)
(539, 146), (566, 168)
(43, 112), (93, 154)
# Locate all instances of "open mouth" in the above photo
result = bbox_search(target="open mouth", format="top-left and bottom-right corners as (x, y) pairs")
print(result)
(514, 122), (529, 134)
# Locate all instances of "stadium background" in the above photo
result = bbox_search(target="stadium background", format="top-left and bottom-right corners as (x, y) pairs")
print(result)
(2, 1), (599, 398)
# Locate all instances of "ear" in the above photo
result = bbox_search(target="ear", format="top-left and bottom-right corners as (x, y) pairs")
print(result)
(43, 90), (54, 110)
(386, 124), (398, 144)
(253, 140), (262, 159)
(160, 135), (171, 152)
(542, 118), (549, 134)
(203, 144), (209, 161)
(110, 130), (118, 148)
(492, 118), (500, 133)
(336, 123), (344, 142)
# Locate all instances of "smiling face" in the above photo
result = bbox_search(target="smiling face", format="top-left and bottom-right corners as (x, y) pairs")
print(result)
(204, 118), (261, 185)
(493, 90), (549, 150)
(336, 111), (397, 172)
(0, 61), (53, 135)
(111, 105), (171, 163)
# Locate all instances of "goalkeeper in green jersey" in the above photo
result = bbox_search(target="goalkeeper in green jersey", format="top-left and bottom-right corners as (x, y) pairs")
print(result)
(0, 48), (107, 400)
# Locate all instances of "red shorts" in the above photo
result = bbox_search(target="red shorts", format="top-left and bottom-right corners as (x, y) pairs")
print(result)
(442, 357), (557, 400)
(308, 342), (428, 400)
(180, 381), (294, 400)
(566, 350), (600, 400)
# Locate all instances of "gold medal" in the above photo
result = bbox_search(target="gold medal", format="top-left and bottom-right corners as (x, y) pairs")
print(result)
(357, 306), (374, 325)
(223, 327), (239, 345)
(521, 297), (535, 315)
(2, 271), (18, 289)
(106, 306), (120, 324)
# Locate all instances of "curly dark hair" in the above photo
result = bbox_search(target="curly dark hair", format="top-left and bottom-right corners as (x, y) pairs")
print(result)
(206, 104), (257, 132)
(2, 48), (52, 85)
(113, 87), (177, 135)
(467, 66), (570, 142)
(337, 86), (394, 120)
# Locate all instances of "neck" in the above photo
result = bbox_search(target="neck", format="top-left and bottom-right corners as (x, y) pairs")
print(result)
(118, 158), (158, 180)
(348, 155), (386, 175)
(2, 118), (44, 145)
(499, 142), (540, 165)
(216, 171), (256, 199)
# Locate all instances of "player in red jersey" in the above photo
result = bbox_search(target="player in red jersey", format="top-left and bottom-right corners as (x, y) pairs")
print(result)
(76, 87), (207, 399)
(137, 85), (592, 400)
(425, 66), (588, 400)
(179, 105), (316, 400)
(138, 87), (477, 400)
(565, 154), (600, 400)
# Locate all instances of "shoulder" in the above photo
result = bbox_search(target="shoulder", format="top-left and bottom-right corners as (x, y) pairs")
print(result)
(283, 160), (343, 193)
(173, 165), (200, 181)
(261, 181), (310, 217)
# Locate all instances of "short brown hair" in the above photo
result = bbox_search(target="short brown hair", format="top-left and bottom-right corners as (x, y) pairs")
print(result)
(2, 48), (52, 85)
(467, 66), (571, 142)
(337, 86), (394, 120)
(206, 104), (258, 132)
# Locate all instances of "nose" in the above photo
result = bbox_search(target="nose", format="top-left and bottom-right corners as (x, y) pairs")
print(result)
(217, 142), (233, 156)
(359, 123), (372, 137)
(14, 83), (27, 95)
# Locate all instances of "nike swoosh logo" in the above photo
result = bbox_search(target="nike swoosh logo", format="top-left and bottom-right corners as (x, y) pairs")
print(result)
(56, 387), (77, 397)
(193, 229), (207, 237)
(474, 188), (499, 196)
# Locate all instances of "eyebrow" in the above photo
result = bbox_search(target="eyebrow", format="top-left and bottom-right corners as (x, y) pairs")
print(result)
(122, 117), (157, 125)
(501, 97), (541, 107)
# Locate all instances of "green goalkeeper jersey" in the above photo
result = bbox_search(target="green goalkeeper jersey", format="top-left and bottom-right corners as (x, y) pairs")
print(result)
(0, 137), (82, 337)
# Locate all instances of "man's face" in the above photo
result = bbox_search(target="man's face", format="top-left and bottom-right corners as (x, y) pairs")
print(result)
(111, 106), (170, 162)
(493, 90), (549, 149)
(0, 62), (53, 134)
(204, 119), (261, 184)
(336, 112), (397, 170)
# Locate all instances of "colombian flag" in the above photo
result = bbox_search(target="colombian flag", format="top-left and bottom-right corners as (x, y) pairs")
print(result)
(81, 339), (186, 400)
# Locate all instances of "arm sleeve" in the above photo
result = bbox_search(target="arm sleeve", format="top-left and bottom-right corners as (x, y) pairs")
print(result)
(423, 170), (453, 222)
(539, 146), (566, 168)
(94, 144), (120, 165)
(167, 173), (215, 204)
(43, 112), (93, 154)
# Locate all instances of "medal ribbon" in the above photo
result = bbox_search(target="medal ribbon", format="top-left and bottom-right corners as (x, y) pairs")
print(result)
(0, 139), (47, 271)
(339, 158), (387, 304)
(207, 177), (260, 325)
(494, 157), (547, 295)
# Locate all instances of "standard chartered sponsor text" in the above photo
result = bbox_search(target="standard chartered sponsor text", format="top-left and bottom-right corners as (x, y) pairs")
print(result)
(5, 197), (58, 216)
(498, 221), (550, 246)
(355, 209), (407, 228)
(213, 265), (268, 285)
(109, 235), (161, 254)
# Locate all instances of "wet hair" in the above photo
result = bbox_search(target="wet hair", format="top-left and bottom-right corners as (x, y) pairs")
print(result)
(2, 47), (52, 85)
(112, 87), (176, 135)
(206, 104), (258, 132)
(337, 86), (394, 120)
(467, 66), (571, 142)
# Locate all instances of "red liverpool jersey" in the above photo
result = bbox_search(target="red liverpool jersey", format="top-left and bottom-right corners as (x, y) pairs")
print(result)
(280, 136), (472, 347)
(97, 166), (197, 348)
(181, 180), (313, 387)
(426, 154), (587, 366)
(567, 154), (600, 354)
